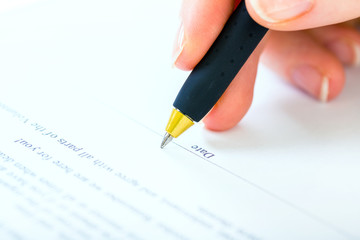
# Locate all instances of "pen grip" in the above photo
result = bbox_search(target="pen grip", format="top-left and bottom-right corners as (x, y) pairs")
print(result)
(173, 1), (268, 122)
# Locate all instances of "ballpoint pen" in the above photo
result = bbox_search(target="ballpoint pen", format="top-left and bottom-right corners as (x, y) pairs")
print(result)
(161, 1), (268, 148)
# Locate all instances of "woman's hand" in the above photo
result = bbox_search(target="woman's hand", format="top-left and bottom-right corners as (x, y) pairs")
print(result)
(173, 0), (360, 131)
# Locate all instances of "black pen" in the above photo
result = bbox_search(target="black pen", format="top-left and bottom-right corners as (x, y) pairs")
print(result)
(161, 1), (268, 148)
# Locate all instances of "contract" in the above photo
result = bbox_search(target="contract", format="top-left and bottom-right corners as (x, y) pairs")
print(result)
(0, 0), (359, 239)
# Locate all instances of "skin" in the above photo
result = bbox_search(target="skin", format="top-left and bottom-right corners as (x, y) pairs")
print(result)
(173, 0), (360, 131)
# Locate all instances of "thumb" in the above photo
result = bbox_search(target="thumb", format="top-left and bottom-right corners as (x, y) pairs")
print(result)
(245, 0), (360, 30)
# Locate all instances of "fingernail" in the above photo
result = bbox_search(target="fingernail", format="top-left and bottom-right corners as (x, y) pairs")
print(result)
(248, 0), (314, 23)
(353, 43), (360, 66)
(172, 20), (185, 67)
(327, 40), (360, 66)
(319, 77), (329, 103)
(291, 65), (329, 102)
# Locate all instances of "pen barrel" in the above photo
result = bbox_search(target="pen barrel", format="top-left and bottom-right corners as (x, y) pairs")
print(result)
(173, 1), (268, 122)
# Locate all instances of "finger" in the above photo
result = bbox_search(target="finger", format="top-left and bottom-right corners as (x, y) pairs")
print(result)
(173, 0), (235, 70)
(308, 24), (360, 66)
(202, 38), (266, 131)
(245, 0), (360, 31)
(261, 30), (345, 102)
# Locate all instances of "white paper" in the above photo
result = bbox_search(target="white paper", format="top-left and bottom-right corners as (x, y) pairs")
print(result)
(0, 0), (359, 239)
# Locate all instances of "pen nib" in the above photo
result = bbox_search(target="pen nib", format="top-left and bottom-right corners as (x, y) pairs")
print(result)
(160, 132), (173, 149)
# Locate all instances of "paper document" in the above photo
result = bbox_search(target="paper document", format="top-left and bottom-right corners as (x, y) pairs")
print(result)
(0, 0), (359, 239)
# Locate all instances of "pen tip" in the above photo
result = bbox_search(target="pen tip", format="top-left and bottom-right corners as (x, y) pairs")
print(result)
(160, 132), (173, 149)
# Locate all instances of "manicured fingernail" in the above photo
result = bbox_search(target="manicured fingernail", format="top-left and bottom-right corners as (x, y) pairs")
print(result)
(172, 20), (185, 67)
(291, 65), (329, 102)
(328, 40), (360, 66)
(319, 77), (329, 103)
(248, 0), (314, 23)
(353, 43), (360, 66)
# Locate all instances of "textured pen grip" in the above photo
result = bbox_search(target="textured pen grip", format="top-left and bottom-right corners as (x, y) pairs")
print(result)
(173, 1), (268, 122)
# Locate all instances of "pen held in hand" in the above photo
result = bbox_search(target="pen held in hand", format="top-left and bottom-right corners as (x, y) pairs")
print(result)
(161, 1), (268, 148)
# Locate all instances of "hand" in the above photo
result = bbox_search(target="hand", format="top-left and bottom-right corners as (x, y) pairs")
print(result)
(172, 0), (360, 131)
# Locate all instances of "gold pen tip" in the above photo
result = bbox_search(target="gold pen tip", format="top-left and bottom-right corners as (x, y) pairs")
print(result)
(160, 132), (173, 149)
